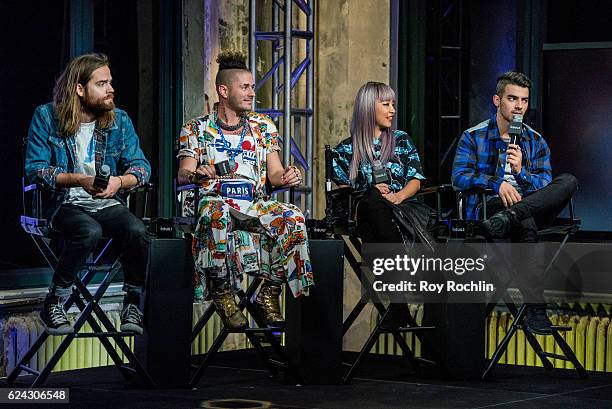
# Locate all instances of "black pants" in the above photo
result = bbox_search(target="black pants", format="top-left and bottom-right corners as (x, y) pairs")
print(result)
(355, 188), (435, 323)
(356, 188), (434, 244)
(51, 204), (150, 290)
(486, 172), (578, 301)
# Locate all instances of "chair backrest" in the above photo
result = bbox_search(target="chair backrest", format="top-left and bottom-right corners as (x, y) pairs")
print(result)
(323, 145), (361, 236)
(21, 179), (50, 237)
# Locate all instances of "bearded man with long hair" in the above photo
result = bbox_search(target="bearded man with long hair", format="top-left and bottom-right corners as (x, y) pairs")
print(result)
(25, 53), (151, 335)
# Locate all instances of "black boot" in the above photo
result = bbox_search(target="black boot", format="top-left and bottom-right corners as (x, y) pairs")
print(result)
(481, 208), (520, 239)
(210, 282), (248, 330)
(524, 304), (553, 335)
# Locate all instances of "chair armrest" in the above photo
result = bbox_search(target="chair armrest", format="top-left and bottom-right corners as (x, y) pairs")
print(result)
(22, 179), (51, 220)
(417, 184), (454, 196)
(414, 184), (454, 222)
(24, 182), (42, 193)
(20, 215), (49, 236)
(452, 186), (579, 231)
(449, 186), (495, 220)
(124, 182), (153, 194)
(176, 183), (199, 193)
(326, 186), (354, 195)
(453, 186), (495, 195)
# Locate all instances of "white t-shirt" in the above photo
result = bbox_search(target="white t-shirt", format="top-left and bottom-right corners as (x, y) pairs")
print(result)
(63, 121), (120, 211)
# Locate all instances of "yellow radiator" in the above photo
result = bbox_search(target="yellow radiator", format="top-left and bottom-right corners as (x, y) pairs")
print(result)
(368, 303), (612, 373)
(371, 304), (423, 357)
(1, 302), (252, 377)
(485, 305), (612, 373)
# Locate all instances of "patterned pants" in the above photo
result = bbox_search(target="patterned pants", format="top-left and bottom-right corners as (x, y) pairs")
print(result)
(193, 195), (314, 298)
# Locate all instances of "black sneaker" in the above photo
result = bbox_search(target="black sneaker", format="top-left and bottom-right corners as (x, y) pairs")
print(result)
(524, 305), (553, 335)
(481, 209), (519, 239)
(40, 295), (73, 335)
(120, 303), (144, 335)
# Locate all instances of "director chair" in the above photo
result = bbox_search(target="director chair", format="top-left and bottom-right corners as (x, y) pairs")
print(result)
(174, 181), (302, 388)
(324, 145), (452, 383)
(6, 178), (155, 388)
(452, 187), (587, 380)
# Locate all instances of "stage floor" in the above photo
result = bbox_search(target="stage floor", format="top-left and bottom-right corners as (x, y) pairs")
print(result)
(6, 350), (612, 409)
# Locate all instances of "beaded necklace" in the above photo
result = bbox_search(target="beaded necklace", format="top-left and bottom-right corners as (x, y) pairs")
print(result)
(214, 111), (248, 169)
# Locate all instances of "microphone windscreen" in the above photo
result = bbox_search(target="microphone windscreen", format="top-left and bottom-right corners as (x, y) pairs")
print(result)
(508, 114), (523, 145)
(99, 164), (110, 177)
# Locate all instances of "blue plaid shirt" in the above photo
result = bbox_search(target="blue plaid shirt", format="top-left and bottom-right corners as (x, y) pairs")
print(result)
(451, 114), (552, 220)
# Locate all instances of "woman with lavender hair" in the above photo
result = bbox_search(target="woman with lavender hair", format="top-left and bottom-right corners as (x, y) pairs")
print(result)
(331, 81), (436, 327)
(331, 81), (434, 245)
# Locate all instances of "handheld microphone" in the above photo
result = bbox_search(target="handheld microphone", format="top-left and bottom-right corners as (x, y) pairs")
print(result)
(325, 145), (332, 191)
(372, 160), (389, 184)
(508, 114), (523, 145)
(214, 160), (232, 177)
(93, 164), (111, 190)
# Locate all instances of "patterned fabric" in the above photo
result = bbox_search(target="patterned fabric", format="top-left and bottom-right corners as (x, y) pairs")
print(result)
(178, 110), (313, 298)
(451, 114), (552, 220)
(331, 130), (426, 193)
(178, 110), (280, 201)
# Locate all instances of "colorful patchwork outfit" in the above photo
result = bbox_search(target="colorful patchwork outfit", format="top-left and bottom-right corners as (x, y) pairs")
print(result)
(177, 109), (313, 298)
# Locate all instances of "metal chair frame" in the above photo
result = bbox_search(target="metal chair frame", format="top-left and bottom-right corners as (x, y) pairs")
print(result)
(324, 145), (450, 382)
(454, 187), (587, 380)
(174, 182), (301, 387)
(7, 180), (155, 388)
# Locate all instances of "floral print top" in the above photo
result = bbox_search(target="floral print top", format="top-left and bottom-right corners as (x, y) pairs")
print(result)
(177, 110), (281, 213)
(331, 130), (426, 193)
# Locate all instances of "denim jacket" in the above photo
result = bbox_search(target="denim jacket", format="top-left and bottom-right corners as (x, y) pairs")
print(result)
(24, 103), (151, 222)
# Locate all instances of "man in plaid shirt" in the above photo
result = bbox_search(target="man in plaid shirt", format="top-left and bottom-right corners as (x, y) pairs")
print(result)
(452, 71), (577, 334)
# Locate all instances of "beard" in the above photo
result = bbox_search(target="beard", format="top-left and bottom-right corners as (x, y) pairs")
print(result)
(228, 94), (251, 114)
(82, 93), (115, 114)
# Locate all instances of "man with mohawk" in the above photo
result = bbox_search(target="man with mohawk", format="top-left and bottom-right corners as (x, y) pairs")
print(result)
(177, 52), (314, 329)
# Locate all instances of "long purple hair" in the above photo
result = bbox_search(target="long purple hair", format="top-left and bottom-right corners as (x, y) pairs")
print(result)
(348, 82), (396, 183)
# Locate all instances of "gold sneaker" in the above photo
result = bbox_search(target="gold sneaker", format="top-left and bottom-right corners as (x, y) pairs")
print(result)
(256, 282), (285, 328)
(210, 283), (248, 330)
